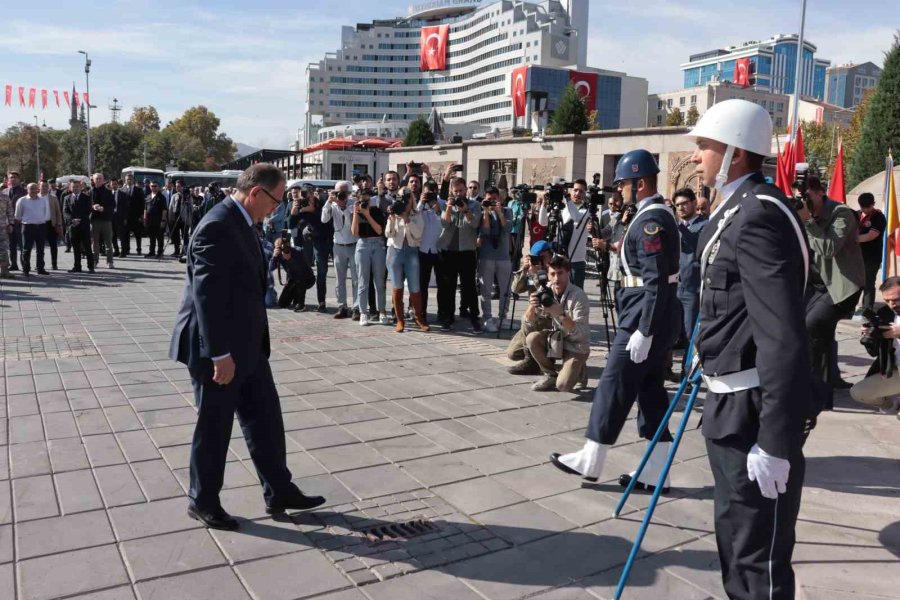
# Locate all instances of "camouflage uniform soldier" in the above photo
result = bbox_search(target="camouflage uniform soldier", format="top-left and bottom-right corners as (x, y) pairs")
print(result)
(0, 187), (14, 278)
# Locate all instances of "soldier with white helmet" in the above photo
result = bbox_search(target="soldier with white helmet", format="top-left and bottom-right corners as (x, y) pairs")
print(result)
(689, 99), (813, 599)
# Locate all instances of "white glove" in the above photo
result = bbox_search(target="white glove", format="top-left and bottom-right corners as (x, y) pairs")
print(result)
(626, 330), (653, 363)
(746, 444), (790, 499)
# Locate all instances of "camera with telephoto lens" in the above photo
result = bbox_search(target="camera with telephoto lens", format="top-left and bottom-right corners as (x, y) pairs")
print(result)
(335, 190), (348, 202)
(860, 305), (897, 377)
(453, 196), (468, 208)
(390, 198), (408, 216)
(358, 199), (369, 210)
(792, 162), (810, 212)
(534, 270), (555, 307)
(482, 198), (494, 209)
(511, 183), (537, 206)
(279, 229), (291, 247)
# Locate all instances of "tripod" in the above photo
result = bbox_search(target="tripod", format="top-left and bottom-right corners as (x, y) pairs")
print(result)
(499, 206), (531, 337)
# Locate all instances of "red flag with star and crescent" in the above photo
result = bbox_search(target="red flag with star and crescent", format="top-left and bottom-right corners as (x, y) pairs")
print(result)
(511, 65), (529, 118)
(419, 25), (449, 71)
(734, 58), (751, 87)
(569, 70), (599, 112)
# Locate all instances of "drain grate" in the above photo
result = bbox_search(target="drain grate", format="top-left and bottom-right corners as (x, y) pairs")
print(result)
(362, 518), (440, 543)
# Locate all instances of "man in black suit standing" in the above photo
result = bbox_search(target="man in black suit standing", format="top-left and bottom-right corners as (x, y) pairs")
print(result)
(170, 163), (325, 530)
(122, 174), (144, 257)
(110, 178), (129, 258)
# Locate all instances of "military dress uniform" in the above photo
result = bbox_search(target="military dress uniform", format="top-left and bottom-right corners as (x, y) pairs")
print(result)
(695, 171), (812, 600)
(584, 193), (681, 445)
(0, 190), (15, 274)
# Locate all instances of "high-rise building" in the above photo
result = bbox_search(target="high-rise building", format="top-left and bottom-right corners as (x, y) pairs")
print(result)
(648, 81), (790, 130)
(825, 62), (882, 108)
(304, 0), (646, 144)
(681, 34), (830, 100)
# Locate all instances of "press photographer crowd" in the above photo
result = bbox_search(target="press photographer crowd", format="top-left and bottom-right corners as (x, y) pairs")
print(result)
(2, 98), (897, 598)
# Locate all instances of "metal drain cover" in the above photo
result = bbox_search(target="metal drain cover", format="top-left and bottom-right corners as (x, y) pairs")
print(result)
(362, 519), (440, 543)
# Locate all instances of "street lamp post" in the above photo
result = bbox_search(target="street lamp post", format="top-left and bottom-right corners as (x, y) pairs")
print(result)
(33, 115), (40, 182)
(78, 50), (92, 173)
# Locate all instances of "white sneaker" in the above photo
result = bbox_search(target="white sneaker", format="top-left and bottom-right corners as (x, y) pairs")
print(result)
(359, 313), (369, 326)
(380, 313), (392, 325)
(483, 318), (498, 333)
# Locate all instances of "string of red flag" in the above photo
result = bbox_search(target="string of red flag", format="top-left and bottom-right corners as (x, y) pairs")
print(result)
(3, 84), (88, 109)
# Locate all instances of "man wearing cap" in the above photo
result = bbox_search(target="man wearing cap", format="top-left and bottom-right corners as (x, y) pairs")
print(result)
(550, 149), (681, 493)
(690, 99), (812, 599)
(506, 240), (554, 374)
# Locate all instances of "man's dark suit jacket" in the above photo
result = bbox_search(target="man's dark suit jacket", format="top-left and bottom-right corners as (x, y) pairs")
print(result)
(169, 197), (270, 378)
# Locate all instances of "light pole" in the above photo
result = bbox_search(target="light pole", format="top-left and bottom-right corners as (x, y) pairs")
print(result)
(78, 50), (92, 173)
(33, 115), (41, 182)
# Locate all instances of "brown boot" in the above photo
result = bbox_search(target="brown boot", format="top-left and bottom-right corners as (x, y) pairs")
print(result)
(410, 292), (430, 332)
(392, 288), (405, 333)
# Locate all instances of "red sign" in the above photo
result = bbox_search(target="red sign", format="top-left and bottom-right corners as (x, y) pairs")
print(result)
(569, 70), (599, 111)
(734, 58), (751, 87)
(419, 25), (449, 71)
(511, 65), (529, 118)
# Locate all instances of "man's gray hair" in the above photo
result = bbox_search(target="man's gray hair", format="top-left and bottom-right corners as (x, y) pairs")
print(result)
(334, 180), (351, 192)
(236, 164), (285, 193)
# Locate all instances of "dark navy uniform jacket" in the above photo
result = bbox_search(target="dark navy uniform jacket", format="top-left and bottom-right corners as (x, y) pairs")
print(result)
(695, 172), (812, 458)
(615, 194), (680, 344)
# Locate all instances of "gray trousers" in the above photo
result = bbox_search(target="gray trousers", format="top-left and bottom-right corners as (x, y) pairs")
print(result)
(333, 242), (358, 309)
(91, 220), (114, 264)
(479, 258), (512, 320)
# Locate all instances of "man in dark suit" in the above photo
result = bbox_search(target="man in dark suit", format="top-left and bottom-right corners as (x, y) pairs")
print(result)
(5, 171), (26, 271)
(170, 163), (325, 531)
(122, 174), (145, 257)
(674, 187), (707, 342)
(550, 149), (681, 493)
(110, 178), (129, 257)
(689, 99), (812, 599)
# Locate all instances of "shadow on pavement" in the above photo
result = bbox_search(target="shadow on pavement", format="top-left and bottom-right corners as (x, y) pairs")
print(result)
(805, 455), (900, 498)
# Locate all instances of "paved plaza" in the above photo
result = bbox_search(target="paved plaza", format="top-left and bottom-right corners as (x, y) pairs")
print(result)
(0, 250), (897, 600)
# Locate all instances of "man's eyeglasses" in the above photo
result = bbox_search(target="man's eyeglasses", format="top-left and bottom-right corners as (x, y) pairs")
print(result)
(259, 188), (282, 207)
(675, 200), (694, 208)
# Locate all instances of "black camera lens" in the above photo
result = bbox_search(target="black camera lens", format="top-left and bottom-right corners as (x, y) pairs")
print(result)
(359, 200), (369, 209)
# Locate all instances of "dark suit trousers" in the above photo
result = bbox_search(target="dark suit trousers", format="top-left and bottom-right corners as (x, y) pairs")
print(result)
(147, 219), (165, 255)
(71, 224), (94, 270)
(189, 355), (295, 508)
(806, 287), (861, 388)
(438, 250), (478, 321)
(586, 328), (673, 444)
(706, 435), (804, 600)
(862, 260), (880, 310)
(419, 251), (440, 317)
(127, 217), (144, 254)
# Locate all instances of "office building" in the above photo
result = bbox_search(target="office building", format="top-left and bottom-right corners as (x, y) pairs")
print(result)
(648, 80), (790, 129)
(825, 62), (882, 108)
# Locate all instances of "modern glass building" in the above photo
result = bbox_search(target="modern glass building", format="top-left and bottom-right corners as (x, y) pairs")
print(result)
(680, 34), (830, 100)
(825, 62), (882, 108)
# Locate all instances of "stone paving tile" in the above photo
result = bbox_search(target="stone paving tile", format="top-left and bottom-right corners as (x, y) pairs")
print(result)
(236, 550), (353, 600)
(362, 569), (485, 600)
(135, 565), (251, 600)
(94, 464), (147, 507)
(17, 544), (130, 600)
(12, 475), (59, 521)
(47, 437), (91, 472)
(399, 454), (483, 488)
(9, 440), (52, 478)
(0, 563), (13, 600)
(287, 425), (359, 451)
(55, 469), (105, 514)
(16, 510), (115, 559)
(335, 464), (423, 500)
(210, 516), (312, 564)
(121, 529), (226, 581)
(433, 477), (528, 515)
(115, 430), (161, 463)
(0, 523), (11, 563)
(131, 459), (183, 500)
(310, 443), (390, 473)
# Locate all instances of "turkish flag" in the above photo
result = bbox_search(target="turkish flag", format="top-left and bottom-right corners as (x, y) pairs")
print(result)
(28, 88), (35, 108)
(734, 58), (751, 87)
(73, 92), (79, 107)
(775, 126), (807, 196)
(18, 86), (25, 106)
(83, 92), (89, 106)
(53, 90), (60, 107)
(569, 70), (599, 111)
(511, 65), (528, 118)
(63, 91), (70, 107)
(420, 25), (449, 71)
(41, 89), (47, 109)
(828, 140), (846, 203)
(4, 85), (10, 106)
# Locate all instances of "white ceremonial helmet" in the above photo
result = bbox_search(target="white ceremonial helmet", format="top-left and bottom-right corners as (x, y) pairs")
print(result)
(687, 99), (773, 189)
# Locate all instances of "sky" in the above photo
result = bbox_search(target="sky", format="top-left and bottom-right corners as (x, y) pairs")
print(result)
(0, 0), (894, 151)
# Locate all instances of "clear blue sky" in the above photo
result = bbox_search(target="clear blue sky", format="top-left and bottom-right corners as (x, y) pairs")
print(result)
(0, 0), (893, 150)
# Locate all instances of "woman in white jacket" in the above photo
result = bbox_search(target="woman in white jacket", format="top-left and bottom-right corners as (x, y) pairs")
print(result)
(385, 193), (429, 332)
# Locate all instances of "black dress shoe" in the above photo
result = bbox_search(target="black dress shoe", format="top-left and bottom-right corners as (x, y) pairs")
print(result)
(618, 473), (670, 495)
(266, 492), (326, 514)
(36, 269), (49, 275)
(549, 453), (597, 482)
(187, 503), (239, 530)
(831, 379), (853, 390)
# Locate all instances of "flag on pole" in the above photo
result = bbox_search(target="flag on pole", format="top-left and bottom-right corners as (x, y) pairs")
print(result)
(882, 151), (898, 280)
(828, 137), (846, 203)
(775, 125), (807, 196)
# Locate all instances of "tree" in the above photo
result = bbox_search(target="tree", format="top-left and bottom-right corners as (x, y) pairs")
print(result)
(0, 123), (61, 181)
(128, 106), (161, 133)
(843, 87), (875, 171)
(56, 125), (88, 175)
(546, 83), (590, 135)
(666, 107), (685, 126)
(166, 106), (236, 166)
(587, 109), (601, 131)
(800, 120), (838, 178)
(848, 31), (900, 190)
(404, 116), (436, 146)
(139, 129), (206, 171)
(93, 123), (142, 178)
(686, 105), (700, 127)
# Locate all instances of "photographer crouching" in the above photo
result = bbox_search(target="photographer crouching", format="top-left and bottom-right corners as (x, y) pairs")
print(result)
(506, 240), (554, 375)
(850, 276), (900, 415)
(269, 236), (315, 311)
(522, 255), (591, 392)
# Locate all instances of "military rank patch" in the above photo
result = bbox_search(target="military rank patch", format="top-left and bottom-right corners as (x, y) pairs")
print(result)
(643, 223), (660, 236)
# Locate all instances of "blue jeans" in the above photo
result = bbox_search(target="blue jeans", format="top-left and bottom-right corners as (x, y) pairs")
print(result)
(386, 245), (420, 292)
(356, 238), (386, 314)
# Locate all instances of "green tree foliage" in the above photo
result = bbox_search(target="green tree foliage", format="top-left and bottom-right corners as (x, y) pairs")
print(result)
(128, 106), (161, 132)
(140, 129), (206, 171)
(666, 107), (685, 127)
(93, 123), (141, 179)
(404, 117), (436, 147)
(848, 32), (900, 189)
(685, 105), (700, 127)
(57, 124), (88, 175)
(546, 83), (590, 135)
(166, 106), (236, 168)
(0, 123), (61, 181)
(843, 88), (874, 174)
(800, 120), (838, 178)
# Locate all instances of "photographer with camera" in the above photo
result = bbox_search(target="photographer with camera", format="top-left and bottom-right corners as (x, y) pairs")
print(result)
(591, 190), (626, 289)
(798, 175), (865, 396)
(385, 188), (428, 333)
(269, 237), (315, 310)
(352, 188), (389, 326)
(521, 255), (590, 392)
(417, 186), (445, 321)
(551, 149), (680, 493)
(506, 240), (554, 375)
(851, 276), (900, 415)
(289, 183), (334, 313)
(537, 178), (590, 289)
(322, 182), (359, 320)
(437, 176), (483, 332)
(478, 186), (513, 333)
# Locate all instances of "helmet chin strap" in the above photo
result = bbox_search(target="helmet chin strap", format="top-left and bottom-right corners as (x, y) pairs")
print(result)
(714, 145), (736, 191)
(631, 179), (639, 207)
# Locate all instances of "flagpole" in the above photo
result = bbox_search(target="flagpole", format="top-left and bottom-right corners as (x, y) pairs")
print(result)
(789, 0), (808, 153)
(882, 151), (893, 281)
